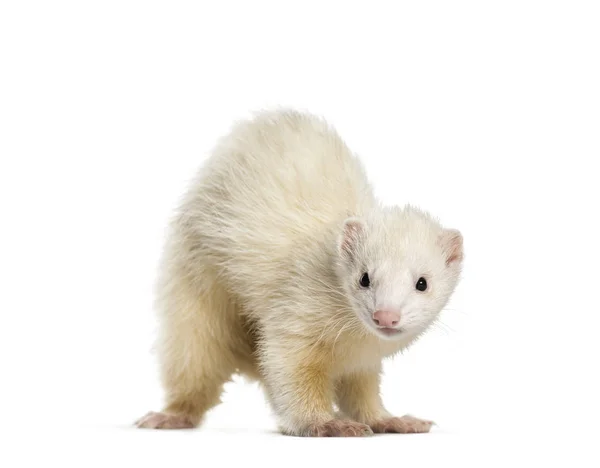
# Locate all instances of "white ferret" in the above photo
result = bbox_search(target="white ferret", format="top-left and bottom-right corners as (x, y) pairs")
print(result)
(136, 109), (464, 437)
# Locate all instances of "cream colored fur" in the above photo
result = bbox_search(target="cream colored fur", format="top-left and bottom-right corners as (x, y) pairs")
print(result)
(136, 109), (464, 436)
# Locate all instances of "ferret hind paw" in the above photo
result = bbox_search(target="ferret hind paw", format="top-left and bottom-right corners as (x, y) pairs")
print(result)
(135, 411), (195, 429)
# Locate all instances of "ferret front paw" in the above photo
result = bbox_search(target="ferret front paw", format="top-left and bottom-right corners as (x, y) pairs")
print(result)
(308, 419), (374, 437)
(369, 415), (434, 434)
(135, 411), (195, 429)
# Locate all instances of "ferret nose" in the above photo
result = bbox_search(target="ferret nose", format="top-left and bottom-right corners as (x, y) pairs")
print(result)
(373, 309), (401, 328)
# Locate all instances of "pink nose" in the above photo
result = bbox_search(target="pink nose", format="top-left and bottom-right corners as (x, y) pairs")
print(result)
(373, 310), (401, 328)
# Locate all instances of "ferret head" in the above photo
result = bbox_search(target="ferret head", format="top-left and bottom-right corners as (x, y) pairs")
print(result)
(336, 205), (463, 341)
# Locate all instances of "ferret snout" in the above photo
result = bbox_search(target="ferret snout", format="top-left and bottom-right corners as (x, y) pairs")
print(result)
(372, 309), (401, 328)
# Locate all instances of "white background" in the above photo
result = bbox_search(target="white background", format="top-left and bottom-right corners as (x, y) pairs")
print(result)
(1, 1), (599, 466)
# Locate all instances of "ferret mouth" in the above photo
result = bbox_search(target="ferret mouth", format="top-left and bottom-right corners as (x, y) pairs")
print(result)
(357, 310), (405, 340)
(376, 327), (403, 336)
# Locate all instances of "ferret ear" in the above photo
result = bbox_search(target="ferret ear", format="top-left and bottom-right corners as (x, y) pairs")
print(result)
(439, 229), (464, 266)
(339, 217), (364, 259)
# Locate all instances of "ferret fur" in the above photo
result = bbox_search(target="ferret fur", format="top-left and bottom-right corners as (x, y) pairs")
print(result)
(136, 109), (464, 436)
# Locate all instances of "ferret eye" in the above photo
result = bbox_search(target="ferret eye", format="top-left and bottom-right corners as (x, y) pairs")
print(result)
(359, 272), (370, 288)
(416, 277), (427, 291)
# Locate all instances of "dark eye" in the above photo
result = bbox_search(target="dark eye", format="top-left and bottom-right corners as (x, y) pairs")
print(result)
(359, 272), (370, 288)
(416, 277), (427, 291)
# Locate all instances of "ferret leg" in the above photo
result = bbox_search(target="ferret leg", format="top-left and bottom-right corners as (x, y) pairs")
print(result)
(336, 368), (390, 423)
(261, 338), (373, 437)
(336, 369), (434, 434)
(136, 266), (237, 429)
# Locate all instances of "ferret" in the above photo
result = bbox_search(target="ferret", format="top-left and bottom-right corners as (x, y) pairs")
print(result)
(135, 109), (464, 437)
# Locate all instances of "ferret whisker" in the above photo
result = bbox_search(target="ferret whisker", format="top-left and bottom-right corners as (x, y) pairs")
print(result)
(307, 310), (349, 355)
(309, 277), (348, 300)
(331, 322), (353, 356)
(433, 317), (456, 334)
